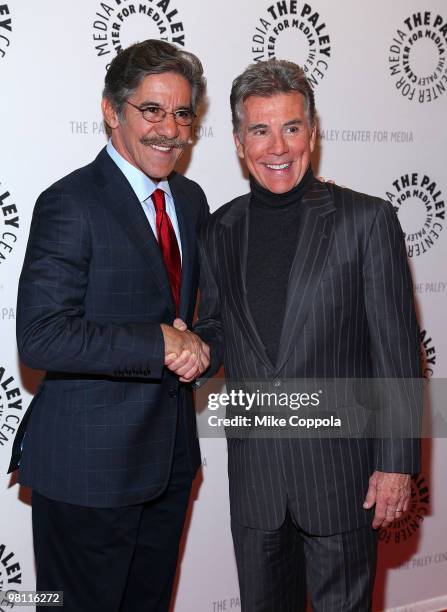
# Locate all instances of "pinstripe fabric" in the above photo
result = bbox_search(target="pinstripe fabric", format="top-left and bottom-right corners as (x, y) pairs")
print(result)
(232, 515), (377, 612)
(303, 526), (377, 612)
(195, 178), (421, 535)
(9, 147), (208, 507)
(231, 513), (307, 612)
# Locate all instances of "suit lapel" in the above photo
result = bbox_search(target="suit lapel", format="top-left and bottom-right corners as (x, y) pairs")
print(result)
(220, 195), (274, 371)
(274, 180), (336, 375)
(95, 149), (175, 313)
(169, 177), (195, 320)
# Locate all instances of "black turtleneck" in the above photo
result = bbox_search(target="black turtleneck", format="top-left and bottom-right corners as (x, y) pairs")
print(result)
(246, 165), (314, 365)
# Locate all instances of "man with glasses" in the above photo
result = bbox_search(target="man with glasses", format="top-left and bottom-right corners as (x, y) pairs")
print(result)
(9, 39), (211, 611)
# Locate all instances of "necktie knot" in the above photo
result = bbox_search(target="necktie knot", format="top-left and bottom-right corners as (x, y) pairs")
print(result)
(151, 188), (166, 214)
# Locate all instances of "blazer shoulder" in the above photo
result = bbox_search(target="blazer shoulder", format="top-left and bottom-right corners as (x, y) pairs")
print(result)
(208, 192), (250, 224)
(38, 158), (100, 205)
(327, 182), (391, 219)
(169, 172), (206, 200)
(169, 171), (209, 218)
(198, 193), (249, 240)
(169, 173), (210, 237)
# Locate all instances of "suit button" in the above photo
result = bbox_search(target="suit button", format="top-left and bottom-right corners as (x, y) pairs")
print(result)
(169, 388), (178, 398)
(272, 379), (282, 388)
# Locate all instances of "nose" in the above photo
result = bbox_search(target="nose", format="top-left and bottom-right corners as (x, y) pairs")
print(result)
(268, 131), (288, 156)
(156, 112), (179, 139)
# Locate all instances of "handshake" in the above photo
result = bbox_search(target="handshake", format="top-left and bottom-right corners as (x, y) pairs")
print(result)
(161, 319), (210, 383)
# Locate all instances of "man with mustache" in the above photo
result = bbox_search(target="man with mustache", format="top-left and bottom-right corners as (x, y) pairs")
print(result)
(9, 39), (210, 611)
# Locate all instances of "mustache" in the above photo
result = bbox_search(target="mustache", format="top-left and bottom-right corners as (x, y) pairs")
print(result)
(140, 136), (189, 149)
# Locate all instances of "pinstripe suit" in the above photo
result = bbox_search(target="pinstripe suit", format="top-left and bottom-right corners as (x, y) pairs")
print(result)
(196, 178), (421, 610)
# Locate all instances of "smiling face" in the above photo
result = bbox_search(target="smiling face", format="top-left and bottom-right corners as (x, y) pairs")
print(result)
(234, 92), (316, 194)
(102, 71), (193, 181)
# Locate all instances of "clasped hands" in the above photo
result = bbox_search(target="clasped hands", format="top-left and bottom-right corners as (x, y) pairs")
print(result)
(161, 319), (210, 382)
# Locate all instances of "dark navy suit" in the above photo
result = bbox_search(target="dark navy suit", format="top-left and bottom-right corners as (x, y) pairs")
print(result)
(9, 147), (208, 610)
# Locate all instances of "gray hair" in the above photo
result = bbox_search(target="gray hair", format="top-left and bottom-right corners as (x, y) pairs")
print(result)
(103, 39), (206, 119)
(230, 59), (315, 135)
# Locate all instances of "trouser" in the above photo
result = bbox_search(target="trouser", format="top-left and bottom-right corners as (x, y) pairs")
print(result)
(32, 425), (193, 612)
(232, 510), (378, 612)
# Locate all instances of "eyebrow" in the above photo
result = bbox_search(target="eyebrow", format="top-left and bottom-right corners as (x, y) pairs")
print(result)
(138, 100), (192, 111)
(138, 100), (162, 107)
(284, 118), (304, 126)
(247, 118), (304, 132)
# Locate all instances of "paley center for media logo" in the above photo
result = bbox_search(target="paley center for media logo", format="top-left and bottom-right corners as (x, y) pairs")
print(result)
(388, 11), (447, 103)
(0, 185), (19, 265)
(92, 0), (185, 70)
(0, 542), (22, 594)
(0, 3), (11, 60)
(0, 367), (23, 451)
(420, 328), (436, 380)
(385, 172), (445, 258)
(251, 1), (331, 87)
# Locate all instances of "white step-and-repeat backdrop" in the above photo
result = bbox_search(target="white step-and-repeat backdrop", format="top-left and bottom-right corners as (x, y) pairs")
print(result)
(1, 1), (446, 610)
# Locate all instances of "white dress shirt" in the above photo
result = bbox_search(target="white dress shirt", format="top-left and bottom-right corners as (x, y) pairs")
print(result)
(106, 139), (182, 260)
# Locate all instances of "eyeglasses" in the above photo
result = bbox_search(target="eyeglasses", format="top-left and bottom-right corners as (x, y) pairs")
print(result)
(125, 100), (196, 126)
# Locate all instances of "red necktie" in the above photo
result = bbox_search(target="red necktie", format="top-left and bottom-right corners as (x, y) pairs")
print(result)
(151, 189), (182, 314)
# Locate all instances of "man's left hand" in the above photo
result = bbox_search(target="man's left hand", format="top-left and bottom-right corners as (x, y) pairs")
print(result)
(363, 470), (411, 529)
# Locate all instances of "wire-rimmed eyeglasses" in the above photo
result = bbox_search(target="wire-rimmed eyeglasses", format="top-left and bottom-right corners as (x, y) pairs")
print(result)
(125, 100), (196, 126)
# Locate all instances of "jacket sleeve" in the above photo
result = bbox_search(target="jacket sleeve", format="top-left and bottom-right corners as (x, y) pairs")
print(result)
(193, 219), (224, 383)
(363, 199), (422, 474)
(16, 188), (165, 378)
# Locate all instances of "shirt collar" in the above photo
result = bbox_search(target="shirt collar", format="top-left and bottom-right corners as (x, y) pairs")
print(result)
(106, 139), (172, 203)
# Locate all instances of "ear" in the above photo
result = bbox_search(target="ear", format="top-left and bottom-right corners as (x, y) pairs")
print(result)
(233, 132), (245, 159)
(101, 97), (120, 129)
(309, 124), (317, 153)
